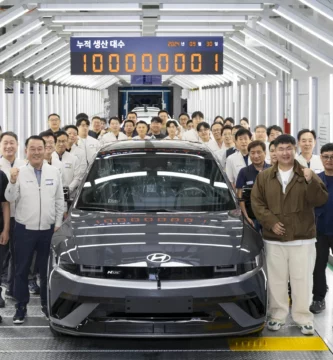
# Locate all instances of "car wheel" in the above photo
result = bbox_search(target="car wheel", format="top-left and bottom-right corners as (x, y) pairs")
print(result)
(49, 324), (63, 337)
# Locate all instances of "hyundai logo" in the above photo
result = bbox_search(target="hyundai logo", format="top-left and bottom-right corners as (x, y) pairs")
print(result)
(147, 253), (171, 263)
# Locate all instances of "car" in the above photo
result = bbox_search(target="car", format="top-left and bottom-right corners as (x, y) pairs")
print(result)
(48, 140), (267, 338)
(131, 106), (171, 124)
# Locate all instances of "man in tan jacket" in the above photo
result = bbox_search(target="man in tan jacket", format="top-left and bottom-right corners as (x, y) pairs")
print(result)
(251, 134), (328, 335)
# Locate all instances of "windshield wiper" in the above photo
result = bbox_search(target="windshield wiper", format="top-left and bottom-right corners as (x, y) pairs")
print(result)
(76, 206), (120, 212)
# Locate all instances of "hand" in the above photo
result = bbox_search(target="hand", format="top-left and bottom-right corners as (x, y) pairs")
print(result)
(272, 222), (285, 236)
(302, 168), (313, 182)
(0, 231), (9, 245)
(54, 227), (60, 232)
(247, 218), (254, 228)
(10, 168), (19, 184)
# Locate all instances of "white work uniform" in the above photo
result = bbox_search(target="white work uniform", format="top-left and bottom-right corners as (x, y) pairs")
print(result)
(99, 131), (127, 146)
(165, 136), (179, 140)
(77, 136), (100, 165)
(296, 154), (324, 174)
(52, 152), (80, 194)
(132, 135), (151, 140)
(5, 163), (64, 230)
(182, 129), (200, 142)
(0, 157), (26, 217)
(215, 146), (234, 169)
(226, 151), (252, 185)
(68, 144), (87, 179)
(200, 139), (220, 152)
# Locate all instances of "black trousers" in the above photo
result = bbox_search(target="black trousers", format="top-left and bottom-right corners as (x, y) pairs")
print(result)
(313, 234), (333, 301)
(14, 222), (54, 306)
(6, 218), (16, 293)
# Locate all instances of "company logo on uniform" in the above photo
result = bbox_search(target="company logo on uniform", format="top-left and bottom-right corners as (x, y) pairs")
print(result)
(147, 253), (171, 263)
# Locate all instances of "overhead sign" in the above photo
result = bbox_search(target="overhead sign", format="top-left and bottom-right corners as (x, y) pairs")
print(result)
(70, 36), (223, 75)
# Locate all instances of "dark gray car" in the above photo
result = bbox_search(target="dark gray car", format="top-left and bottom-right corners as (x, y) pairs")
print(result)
(48, 140), (267, 337)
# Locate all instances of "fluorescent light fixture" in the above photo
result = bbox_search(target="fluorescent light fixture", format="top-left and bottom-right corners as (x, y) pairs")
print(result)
(53, 15), (142, 23)
(13, 41), (68, 76)
(290, 79), (298, 137)
(158, 15), (247, 23)
(224, 59), (255, 79)
(256, 83), (262, 126)
(160, 4), (263, 11)
(273, 5), (333, 48)
(0, 19), (43, 49)
(156, 25), (234, 32)
(229, 35), (291, 74)
(72, 32), (141, 37)
(258, 18), (333, 68)
(240, 27), (309, 71)
(0, 79), (6, 132)
(25, 48), (70, 77)
(298, 0), (333, 22)
(224, 42), (276, 76)
(38, 3), (141, 11)
(63, 25), (141, 32)
(156, 32), (228, 36)
(0, 27), (52, 67)
(0, 5), (29, 27)
(330, 74), (333, 141)
(248, 83), (253, 125)
(43, 64), (71, 82)
(224, 53), (265, 77)
(265, 82), (271, 127)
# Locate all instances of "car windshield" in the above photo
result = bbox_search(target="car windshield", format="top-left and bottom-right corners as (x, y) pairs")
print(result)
(76, 149), (236, 212)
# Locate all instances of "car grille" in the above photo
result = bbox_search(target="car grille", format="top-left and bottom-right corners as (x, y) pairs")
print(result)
(79, 265), (238, 280)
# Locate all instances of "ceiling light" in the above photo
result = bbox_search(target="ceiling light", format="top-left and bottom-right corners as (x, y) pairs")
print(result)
(229, 35), (291, 73)
(160, 4), (263, 11)
(258, 18), (333, 67)
(36, 56), (70, 80)
(0, 27), (52, 66)
(13, 41), (68, 76)
(240, 27), (309, 71)
(158, 15), (247, 23)
(298, 0), (333, 22)
(38, 3), (141, 11)
(0, 19), (43, 48)
(156, 25), (234, 32)
(63, 25), (141, 32)
(0, 5), (29, 27)
(273, 5), (333, 47)
(53, 15), (142, 23)
(224, 42), (276, 76)
(44, 64), (71, 82)
(156, 32), (228, 36)
(25, 48), (70, 77)
(224, 62), (253, 80)
(224, 52), (265, 77)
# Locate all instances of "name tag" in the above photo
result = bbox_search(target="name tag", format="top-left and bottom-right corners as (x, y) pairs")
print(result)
(45, 179), (54, 186)
(89, 144), (96, 148)
(246, 181), (254, 185)
(64, 163), (72, 169)
(314, 169), (322, 174)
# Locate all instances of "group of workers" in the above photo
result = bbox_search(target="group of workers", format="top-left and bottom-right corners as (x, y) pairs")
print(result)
(0, 109), (332, 338)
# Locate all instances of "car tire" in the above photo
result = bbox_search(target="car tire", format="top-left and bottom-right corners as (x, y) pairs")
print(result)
(49, 325), (63, 337)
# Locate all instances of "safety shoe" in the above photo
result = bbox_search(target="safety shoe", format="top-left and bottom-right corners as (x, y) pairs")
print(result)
(41, 305), (49, 320)
(0, 287), (5, 308)
(28, 280), (40, 295)
(5, 289), (15, 300)
(13, 303), (27, 324)
(267, 319), (285, 331)
(0, 315), (2, 323)
(298, 323), (315, 336)
(310, 300), (326, 314)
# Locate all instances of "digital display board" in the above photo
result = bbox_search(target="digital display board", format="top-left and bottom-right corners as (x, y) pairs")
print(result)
(70, 37), (223, 75)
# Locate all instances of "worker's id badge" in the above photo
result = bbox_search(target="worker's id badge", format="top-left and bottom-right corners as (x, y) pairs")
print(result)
(64, 163), (72, 169)
(45, 179), (54, 186)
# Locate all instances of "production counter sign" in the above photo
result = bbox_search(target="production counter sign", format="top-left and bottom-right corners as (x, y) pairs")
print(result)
(70, 37), (223, 75)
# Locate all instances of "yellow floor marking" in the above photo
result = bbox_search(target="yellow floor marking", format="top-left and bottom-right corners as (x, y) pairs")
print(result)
(228, 337), (328, 351)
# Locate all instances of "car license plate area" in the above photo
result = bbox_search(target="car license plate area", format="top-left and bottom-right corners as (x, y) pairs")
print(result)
(125, 297), (193, 313)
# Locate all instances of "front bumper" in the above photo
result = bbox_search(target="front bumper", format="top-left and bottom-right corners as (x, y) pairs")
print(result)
(48, 265), (267, 337)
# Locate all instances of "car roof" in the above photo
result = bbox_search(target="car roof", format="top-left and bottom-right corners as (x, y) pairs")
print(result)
(99, 139), (211, 154)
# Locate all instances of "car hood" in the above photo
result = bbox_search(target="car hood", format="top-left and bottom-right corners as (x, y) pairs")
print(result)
(54, 209), (262, 267)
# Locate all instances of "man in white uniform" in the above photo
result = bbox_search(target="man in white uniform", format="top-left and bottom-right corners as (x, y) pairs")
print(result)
(77, 118), (99, 165)
(296, 129), (324, 174)
(183, 111), (204, 142)
(197, 122), (220, 152)
(100, 117), (127, 146)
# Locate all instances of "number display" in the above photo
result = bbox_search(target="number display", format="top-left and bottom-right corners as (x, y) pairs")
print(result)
(74, 52), (222, 75)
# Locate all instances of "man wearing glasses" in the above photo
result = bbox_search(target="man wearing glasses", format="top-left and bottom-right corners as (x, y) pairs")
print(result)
(251, 134), (328, 336)
(310, 143), (333, 314)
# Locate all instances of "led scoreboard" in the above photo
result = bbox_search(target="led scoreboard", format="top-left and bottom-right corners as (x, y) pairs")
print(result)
(70, 37), (223, 75)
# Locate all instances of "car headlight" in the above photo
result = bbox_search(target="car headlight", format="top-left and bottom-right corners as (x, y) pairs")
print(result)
(58, 258), (78, 275)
